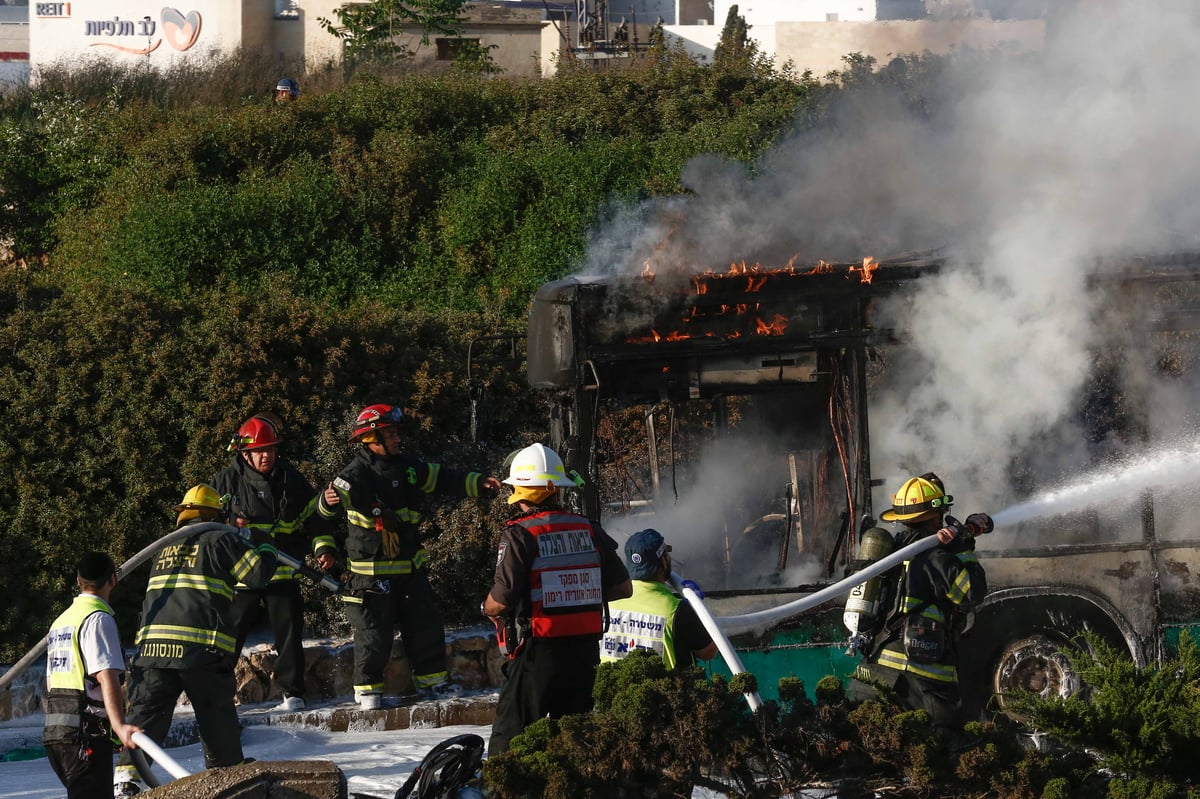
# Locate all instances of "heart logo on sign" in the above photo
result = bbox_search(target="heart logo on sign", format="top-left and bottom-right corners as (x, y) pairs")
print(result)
(161, 8), (202, 51)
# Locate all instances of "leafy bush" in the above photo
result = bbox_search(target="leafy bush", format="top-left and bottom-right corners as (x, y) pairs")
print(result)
(1010, 631), (1200, 797)
(0, 268), (535, 661)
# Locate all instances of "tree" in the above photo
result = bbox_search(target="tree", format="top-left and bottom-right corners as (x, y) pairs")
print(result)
(318, 0), (468, 65)
(713, 4), (755, 73)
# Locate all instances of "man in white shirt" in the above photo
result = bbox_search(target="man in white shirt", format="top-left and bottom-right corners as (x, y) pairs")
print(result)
(43, 552), (141, 799)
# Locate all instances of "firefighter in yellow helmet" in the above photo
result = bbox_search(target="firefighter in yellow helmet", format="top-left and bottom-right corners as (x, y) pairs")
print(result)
(847, 472), (991, 736)
(114, 486), (278, 796)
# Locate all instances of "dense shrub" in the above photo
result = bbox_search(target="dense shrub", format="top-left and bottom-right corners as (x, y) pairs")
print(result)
(18, 55), (817, 318)
(0, 269), (534, 661)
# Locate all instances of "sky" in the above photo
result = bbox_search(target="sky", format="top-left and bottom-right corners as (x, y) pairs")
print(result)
(578, 1), (1200, 539)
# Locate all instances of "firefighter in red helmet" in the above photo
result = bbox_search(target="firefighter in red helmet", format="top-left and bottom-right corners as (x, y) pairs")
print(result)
(211, 413), (335, 712)
(317, 403), (501, 708)
(847, 473), (990, 737)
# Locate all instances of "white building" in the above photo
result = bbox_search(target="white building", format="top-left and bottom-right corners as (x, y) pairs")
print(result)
(664, 0), (1043, 75)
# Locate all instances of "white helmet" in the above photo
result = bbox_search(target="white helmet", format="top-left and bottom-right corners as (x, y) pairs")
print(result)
(503, 443), (576, 487)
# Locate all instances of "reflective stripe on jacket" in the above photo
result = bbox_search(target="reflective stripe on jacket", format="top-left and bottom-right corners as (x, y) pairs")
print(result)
(43, 594), (110, 742)
(133, 521), (277, 667)
(317, 448), (483, 586)
(601, 580), (681, 669)
(510, 510), (604, 639)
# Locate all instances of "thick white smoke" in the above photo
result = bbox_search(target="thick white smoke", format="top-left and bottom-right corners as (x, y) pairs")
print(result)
(581, 3), (1200, 543)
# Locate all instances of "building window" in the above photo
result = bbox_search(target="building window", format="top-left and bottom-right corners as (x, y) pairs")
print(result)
(275, 0), (299, 20)
(436, 37), (479, 60)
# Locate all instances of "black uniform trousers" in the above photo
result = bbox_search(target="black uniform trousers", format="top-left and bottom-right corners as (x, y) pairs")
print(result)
(46, 724), (114, 799)
(488, 635), (600, 757)
(118, 663), (244, 769)
(231, 580), (306, 697)
(848, 662), (963, 732)
(344, 569), (447, 689)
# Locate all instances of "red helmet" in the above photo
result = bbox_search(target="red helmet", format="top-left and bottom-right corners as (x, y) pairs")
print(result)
(350, 404), (403, 442)
(229, 415), (281, 452)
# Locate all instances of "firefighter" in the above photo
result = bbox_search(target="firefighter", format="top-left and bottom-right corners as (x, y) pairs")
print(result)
(316, 403), (501, 707)
(600, 528), (717, 670)
(275, 77), (299, 103)
(847, 472), (990, 735)
(113, 485), (278, 796)
(43, 552), (142, 799)
(212, 413), (336, 712)
(483, 443), (632, 756)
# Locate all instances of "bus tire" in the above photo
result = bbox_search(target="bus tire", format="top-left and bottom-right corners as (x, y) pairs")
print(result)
(957, 588), (1137, 723)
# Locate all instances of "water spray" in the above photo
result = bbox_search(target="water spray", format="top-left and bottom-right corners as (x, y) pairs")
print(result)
(989, 442), (1200, 528)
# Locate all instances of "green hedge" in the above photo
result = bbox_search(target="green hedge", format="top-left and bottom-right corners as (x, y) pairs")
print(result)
(0, 270), (536, 661)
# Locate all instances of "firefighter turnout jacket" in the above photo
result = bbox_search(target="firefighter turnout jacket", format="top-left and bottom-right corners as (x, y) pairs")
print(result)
(317, 448), (488, 598)
(866, 529), (987, 684)
(133, 520), (278, 669)
(213, 457), (335, 583)
(43, 594), (116, 744)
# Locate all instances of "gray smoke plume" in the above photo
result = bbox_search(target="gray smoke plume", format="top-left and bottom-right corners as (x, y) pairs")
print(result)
(581, 2), (1200, 538)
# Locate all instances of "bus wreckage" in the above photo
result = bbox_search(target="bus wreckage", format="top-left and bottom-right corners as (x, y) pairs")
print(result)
(493, 251), (1200, 719)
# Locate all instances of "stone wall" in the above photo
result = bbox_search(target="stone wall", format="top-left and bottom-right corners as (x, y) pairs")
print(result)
(0, 626), (502, 724)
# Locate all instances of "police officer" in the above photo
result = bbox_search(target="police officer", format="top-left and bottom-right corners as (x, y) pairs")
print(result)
(114, 485), (278, 795)
(275, 77), (299, 103)
(317, 403), (500, 707)
(601, 528), (717, 670)
(43, 552), (142, 799)
(848, 473), (990, 734)
(213, 413), (334, 712)
(483, 443), (632, 756)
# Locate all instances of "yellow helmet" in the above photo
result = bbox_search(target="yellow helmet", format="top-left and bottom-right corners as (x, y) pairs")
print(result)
(174, 484), (224, 525)
(879, 475), (952, 522)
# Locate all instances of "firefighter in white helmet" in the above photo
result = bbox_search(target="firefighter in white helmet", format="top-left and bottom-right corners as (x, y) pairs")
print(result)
(847, 472), (991, 736)
(482, 443), (632, 756)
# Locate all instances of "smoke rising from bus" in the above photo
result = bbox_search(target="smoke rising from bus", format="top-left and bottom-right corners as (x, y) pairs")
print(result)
(580, 3), (1200, 549)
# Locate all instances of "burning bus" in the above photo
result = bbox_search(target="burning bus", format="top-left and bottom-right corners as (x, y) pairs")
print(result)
(511, 251), (1200, 718)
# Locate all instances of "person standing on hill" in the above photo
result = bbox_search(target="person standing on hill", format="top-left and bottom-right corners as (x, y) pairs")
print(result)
(43, 551), (142, 799)
(317, 403), (501, 708)
(275, 77), (299, 103)
(213, 412), (336, 713)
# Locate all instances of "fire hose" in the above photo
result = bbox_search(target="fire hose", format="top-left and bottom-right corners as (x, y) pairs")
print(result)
(668, 572), (765, 713)
(129, 731), (192, 786)
(714, 518), (990, 639)
(0, 524), (212, 693)
(1, 525), (342, 693)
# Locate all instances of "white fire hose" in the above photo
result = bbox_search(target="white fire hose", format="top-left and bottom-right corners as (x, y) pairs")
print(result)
(714, 533), (952, 638)
(669, 572), (765, 712)
(131, 731), (192, 781)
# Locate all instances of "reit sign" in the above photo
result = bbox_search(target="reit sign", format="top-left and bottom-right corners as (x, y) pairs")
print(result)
(34, 3), (70, 17)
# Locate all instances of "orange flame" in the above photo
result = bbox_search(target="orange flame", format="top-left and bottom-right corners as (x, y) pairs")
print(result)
(755, 314), (789, 336)
(848, 256), (878, 284)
